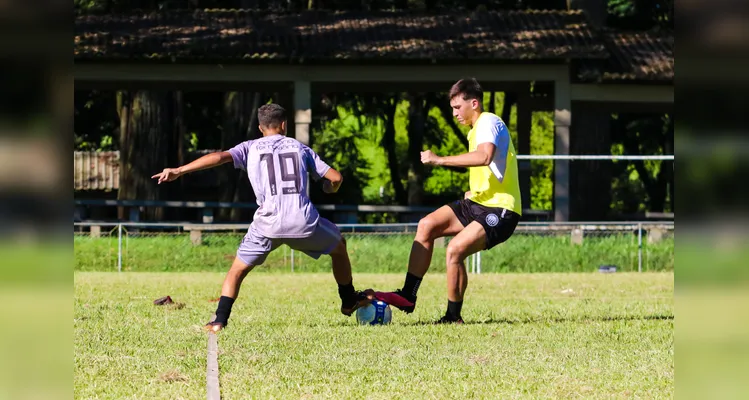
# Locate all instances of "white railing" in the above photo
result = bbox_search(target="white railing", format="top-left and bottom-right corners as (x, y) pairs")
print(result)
(74, 221), (674, 274)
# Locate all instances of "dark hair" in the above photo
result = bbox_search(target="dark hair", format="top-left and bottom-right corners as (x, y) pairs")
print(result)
(257, 103), (287, 129)
(449, 78), (483, 103)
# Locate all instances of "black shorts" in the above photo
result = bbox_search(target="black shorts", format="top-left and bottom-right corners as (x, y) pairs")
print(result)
(448, 199), (520, 250)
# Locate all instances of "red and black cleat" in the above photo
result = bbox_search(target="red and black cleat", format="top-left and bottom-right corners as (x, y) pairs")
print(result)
(369, 289), (416, 314)
(341, 290), (374, 316)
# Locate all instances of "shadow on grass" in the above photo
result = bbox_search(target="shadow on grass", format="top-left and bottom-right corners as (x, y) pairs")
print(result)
(399, 314), (674, 326)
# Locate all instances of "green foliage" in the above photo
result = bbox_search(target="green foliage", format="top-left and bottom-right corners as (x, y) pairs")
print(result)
(311, 106), (371, 204)
(74, 90), (119, 151)
(422, 104), (469, 198)
(607, 0), (673, 29)
(609, 113), (673, 214)
(531, 112), (555, 210)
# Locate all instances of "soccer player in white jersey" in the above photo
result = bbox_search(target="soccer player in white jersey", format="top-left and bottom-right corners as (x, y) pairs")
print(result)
(152, 104), (371, 332)
(371, 78), (523, 323)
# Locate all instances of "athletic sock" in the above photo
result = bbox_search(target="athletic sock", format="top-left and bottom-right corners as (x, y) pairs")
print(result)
(446, 300), (463, 320)
(401, 272), (422, 301)
(213, 296), (235, 325)
(338, 280), (356, 303)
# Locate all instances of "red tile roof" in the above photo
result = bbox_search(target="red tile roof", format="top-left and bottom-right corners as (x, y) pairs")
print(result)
(74, 9), (608, 63)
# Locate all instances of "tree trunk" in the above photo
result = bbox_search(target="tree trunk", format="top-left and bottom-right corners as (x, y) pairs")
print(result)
(118, 90), (180, 221)
(381, 95), (407, 204)
(406, 93), (426, 205)
(219, 92), (262, 221)
(488, 91), (496, 114)
(501, 92), (517, 124)
(621, 114), (668, 213)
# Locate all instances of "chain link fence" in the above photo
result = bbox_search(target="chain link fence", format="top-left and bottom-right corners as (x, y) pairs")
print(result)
(73, 222), (674, 273)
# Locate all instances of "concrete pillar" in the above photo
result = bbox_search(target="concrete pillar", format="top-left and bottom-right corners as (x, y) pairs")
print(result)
(294, 80), (312, 196)
(293, 80), (311, 146)
(571, 228), (583, 245)
(648, 228), (665, 244)
(516, 83), (532, 211)
(190, 230), (202, 246)
(554, 79), (571, 221)
(90, 225), (101, 238)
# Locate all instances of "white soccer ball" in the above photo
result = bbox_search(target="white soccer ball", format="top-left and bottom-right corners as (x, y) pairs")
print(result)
(355, 300), (392, 325)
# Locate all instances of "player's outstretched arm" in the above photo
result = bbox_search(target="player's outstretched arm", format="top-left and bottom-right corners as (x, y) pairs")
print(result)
(152, 151), (233, 184)
(322, 168), (343, 193)
(421, 143), (496, 168)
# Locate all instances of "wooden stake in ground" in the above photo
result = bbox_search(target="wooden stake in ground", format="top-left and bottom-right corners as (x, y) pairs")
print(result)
(207, 332), (220, 400)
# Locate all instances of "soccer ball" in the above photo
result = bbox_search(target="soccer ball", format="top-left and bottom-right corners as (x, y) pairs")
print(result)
(355, 300), (392, 325)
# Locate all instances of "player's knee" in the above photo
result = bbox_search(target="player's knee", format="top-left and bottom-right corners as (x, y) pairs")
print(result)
(330, 237), (347, 255)
(446, 242), (467, 264)
(416, 218), (437, 241)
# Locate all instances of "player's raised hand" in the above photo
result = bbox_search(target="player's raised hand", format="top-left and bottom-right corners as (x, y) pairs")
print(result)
(420, 150), (440, 165)
(152, 168), (182, 184)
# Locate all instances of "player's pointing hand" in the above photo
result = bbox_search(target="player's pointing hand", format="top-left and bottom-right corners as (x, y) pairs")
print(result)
(151, 168), (182, 184)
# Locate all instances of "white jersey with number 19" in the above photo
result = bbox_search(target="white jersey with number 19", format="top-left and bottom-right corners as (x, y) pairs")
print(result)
(228, 135), (331, 238)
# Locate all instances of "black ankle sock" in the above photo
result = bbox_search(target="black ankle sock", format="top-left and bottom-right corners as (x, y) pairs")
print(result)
(214, 296), (235, 324)
(338, 281), (356, 302)
(446, 300), (463, 320)
(402, 272), (422, 301)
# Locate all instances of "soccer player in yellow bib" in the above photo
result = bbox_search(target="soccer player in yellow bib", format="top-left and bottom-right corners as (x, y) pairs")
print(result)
(372, 78), (522, 323)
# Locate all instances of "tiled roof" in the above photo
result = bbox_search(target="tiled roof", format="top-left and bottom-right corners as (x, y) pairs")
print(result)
(577, 30), (673, 83)
(74, 9), (608, 63)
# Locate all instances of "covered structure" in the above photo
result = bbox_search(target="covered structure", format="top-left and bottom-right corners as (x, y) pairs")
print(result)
(74, 9), (674, 221)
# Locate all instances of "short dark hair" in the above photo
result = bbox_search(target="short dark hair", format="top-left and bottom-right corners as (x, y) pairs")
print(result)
(257, 103), (287, 129)
(449, 78), (483, 103)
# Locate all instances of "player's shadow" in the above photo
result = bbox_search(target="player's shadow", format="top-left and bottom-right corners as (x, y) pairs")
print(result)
(401, 314), (673, 326)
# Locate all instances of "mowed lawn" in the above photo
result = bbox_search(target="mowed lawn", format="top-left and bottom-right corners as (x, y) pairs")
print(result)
(74, 272), (673, 399)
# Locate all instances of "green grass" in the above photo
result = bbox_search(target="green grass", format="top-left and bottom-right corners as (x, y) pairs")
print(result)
(74, 272), (673, 399)
(74, 232), (674, 273)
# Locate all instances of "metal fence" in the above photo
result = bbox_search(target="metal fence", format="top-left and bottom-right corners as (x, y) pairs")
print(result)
(73, 222), (674, 274)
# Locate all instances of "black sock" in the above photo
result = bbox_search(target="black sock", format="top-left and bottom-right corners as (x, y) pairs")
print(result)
(446, 300), (463, 320)
(402, 272), (422, 301)
(213, 296), (235, 325)
(338, 280), (356, 303)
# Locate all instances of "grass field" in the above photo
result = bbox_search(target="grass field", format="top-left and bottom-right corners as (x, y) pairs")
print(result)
(74, 272), (673, 399)
(74, 232), (674, 273)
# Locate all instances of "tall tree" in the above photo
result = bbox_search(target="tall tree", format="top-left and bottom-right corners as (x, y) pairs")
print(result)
(219, 92), (264, 221)
(620, 114), (670, 213)
(406, 93), (427, 205)
(117, 90), (183, 220)
(379, 95), (407, 205)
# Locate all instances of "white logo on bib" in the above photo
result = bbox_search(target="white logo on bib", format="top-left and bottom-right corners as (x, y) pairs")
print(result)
(486, 213), (499, 227)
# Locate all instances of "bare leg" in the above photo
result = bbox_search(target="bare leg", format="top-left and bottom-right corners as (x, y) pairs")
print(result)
(329, 238), (352, 285)
(206, 257), (256, 332)
(408, 205), (465, 278)
(445, 222), (486, 302)
(373, 205), (465, 312)
(328, 238), (371, 315)
(220, 256), (256, 299)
